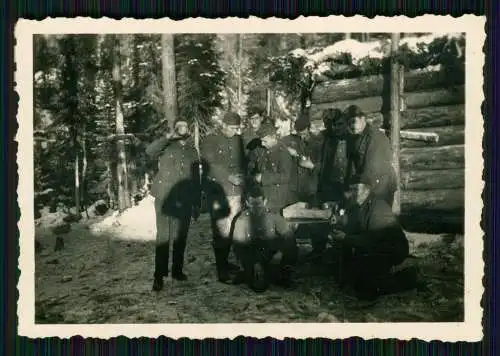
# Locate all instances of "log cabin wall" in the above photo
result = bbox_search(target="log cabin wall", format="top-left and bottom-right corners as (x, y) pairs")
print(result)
(310, 69), (465, 233)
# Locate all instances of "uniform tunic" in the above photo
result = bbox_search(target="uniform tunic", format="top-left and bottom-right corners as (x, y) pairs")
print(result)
(200, 132), (246, 238)
(345, 124), (397, 206)
(317, 131), (348, 203)
(253, 143), (300, 212)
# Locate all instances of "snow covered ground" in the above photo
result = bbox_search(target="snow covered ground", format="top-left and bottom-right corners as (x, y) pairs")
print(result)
(34, 197), (464, 324)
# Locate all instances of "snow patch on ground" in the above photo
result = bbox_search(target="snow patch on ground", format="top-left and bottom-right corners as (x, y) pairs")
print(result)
(89, 194), (157, 241)
(35, 207), (68, 228)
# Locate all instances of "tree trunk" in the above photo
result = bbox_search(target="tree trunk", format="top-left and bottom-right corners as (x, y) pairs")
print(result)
(236, 34), (243, 116)
(74, 150), (80, 215)
(390, 33), (401, 215)
(113, 35), (131, 212)
(161, 34), (178, 133)
(345, 33), (351, 40)
(106, 161), (115, 209)
(81, 130), (89, 218)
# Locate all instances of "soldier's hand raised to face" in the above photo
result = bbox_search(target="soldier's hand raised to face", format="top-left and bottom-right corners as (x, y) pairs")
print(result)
(286, 147), (299, 157)
(299, 156), (315, 170)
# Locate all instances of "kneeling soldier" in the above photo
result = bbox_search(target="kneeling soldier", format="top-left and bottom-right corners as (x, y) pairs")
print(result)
(231, 187), (299, 293)
(335, 178), (412, 301)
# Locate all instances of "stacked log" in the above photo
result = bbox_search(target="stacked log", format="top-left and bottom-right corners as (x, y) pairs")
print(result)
(310, 68), (465, 233)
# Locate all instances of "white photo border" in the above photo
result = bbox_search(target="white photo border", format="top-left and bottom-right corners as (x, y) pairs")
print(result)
(15, 15), (486, 341)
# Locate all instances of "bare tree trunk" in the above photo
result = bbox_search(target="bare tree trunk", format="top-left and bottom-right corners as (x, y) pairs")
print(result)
(161, 34), (178, 134)
(345, 33), (351, 40)
(74, 150), (80, 215)
(106, 162), (115, 209)
(81, 130), (89, 218)
(390, 33), (401, 215)
(236, 34), (243, 116)
(113, 35), (131, 212)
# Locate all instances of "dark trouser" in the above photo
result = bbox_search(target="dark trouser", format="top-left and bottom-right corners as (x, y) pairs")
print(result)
(209, 194), (242, 279)
(339, 228), (409, 291)
(232, 228), (298, 286)
(154, 198), (191, 278)
(317, 181), (345, 205)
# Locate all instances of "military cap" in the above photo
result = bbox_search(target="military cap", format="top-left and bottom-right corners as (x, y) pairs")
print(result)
(349, 174), (371, 187)
(322, 108), (344, 125)
(294, 113), (311, 132)
(257, 120), (277, 138)
(174, 120), (189, 129)
(344, 105), (365, 119)
(247, 184), (265, 199)
(222, 111), (242, 126)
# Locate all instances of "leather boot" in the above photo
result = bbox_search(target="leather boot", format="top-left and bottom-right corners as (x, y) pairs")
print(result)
(172, 251), (187, 281)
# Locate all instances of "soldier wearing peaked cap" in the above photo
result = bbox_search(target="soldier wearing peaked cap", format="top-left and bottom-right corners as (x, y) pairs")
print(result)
(344, 105), (397, 207)
(200, 111), (247, 283)
(145, 119), (198, 292)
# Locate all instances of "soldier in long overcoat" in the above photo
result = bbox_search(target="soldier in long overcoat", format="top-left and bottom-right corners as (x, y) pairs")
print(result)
(146, 120), (199, 291)
(200, 112), (247, 282)
(344, 105), (397, 207)
(316, 108), (349, 204)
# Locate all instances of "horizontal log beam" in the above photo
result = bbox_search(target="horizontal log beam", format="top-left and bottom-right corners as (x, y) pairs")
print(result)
(321, 104), (464, 131)
(310, 86), (464, 117)
(312, 69), (463, 104)
(400, 144), (465, 170)
(401, 187), (464, 212)
(379, 129), (439, 143)
(399, 125), (464, 148)
(401, 168), (464, 190)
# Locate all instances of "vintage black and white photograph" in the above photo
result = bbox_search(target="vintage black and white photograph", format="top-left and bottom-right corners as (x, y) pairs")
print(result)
(16, 16), (484, 340)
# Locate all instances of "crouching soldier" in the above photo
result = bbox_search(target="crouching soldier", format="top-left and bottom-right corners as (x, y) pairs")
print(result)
(231, 187), (299, 293)
(334, 178), (413, 301)
(146, 120), (198, 292)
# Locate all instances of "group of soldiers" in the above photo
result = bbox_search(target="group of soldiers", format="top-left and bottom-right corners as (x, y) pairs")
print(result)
(145, 104), (416, 301)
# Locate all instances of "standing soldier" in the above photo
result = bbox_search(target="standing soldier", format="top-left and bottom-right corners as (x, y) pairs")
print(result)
(344, 105), (397, 207)
(317, 108), (349, 205)
(249, 121), (301, 212)
(146, 120), (199, 292)
(201, 112), (246, 283)
(242, 109), (265, 151)
(282, 115), (317, 203)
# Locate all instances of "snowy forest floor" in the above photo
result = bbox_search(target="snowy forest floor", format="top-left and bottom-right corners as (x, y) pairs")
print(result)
(35, 196), (464, 324)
